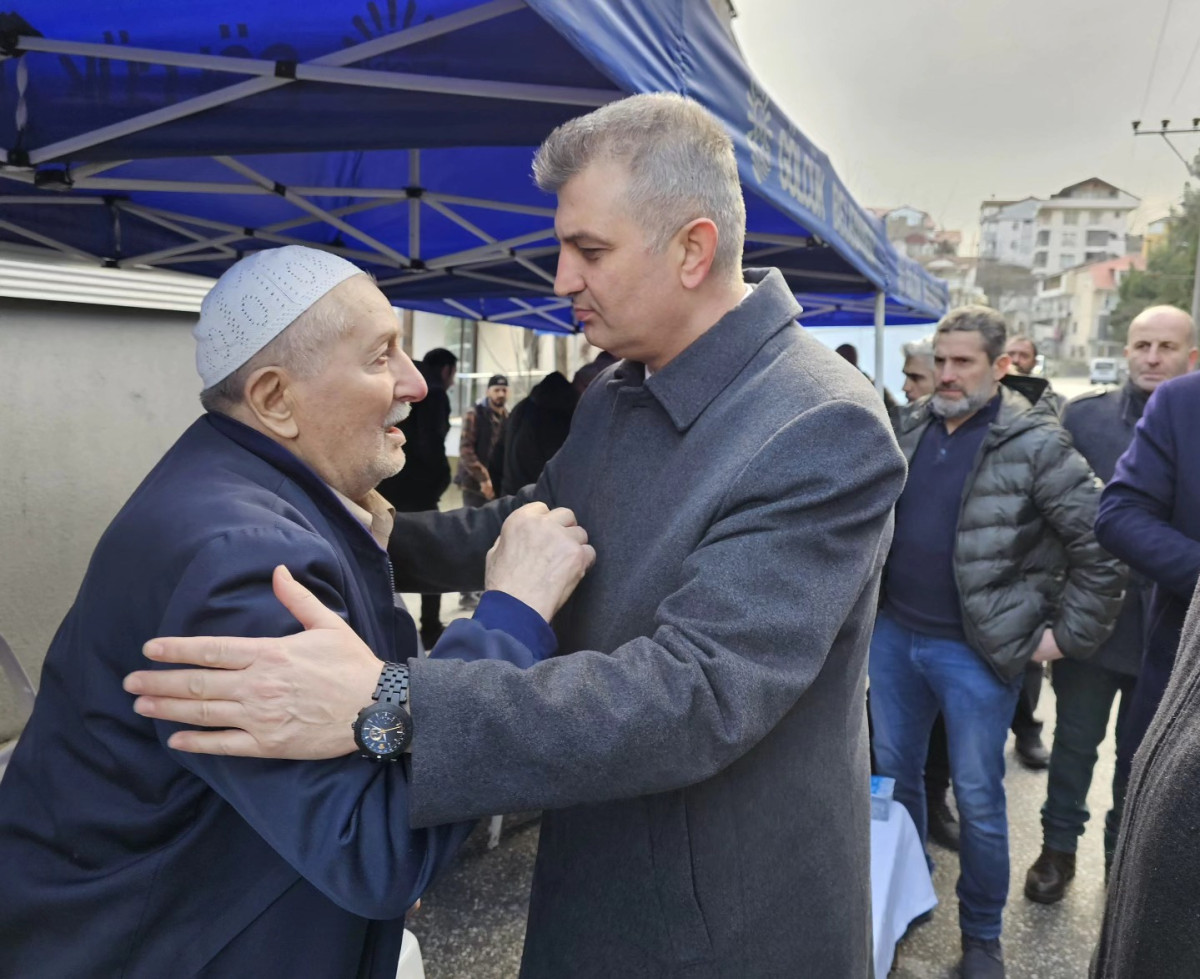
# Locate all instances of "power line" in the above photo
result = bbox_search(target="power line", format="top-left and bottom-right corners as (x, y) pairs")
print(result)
(1140, 0), (1177, 118)
(1170, 30), (1200, 104)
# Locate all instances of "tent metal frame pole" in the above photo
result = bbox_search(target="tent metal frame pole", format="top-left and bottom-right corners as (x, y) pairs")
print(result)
(443, 298), (481, 319)
(0, 218), (100, 261)
(115, 200), (398, 266)
(874, 290), (886, 395)
(0, 196), (104, 206)
(214, 156), (410, 267)
(423, 197), (556, 286)
(409, 152), (421, 262)
(20, 0), (606, 166)
(743, 232), (814, 248)
(507, 296), (574, 329)
(425, 229), (557, 270)
(377, 269), (451, 289)
(294, 63), (613, 106)
(774, 266), (871, 284)
(454, 268), (556, 295)
(795, 303), (838, 322)
(487, 298), (573, 322)
(424, 192), (555, 217)
(29, 77), (288, 165)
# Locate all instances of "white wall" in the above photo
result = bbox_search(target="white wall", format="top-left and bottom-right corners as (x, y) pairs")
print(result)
(0, 300), (201, 680)
(806, 323), (938, 400)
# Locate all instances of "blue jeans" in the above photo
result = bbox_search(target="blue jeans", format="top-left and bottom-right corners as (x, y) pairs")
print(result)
(869, 611), (1022, 940)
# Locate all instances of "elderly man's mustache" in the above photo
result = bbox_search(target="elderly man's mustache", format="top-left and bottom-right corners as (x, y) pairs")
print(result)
(385, 403), (412, 428)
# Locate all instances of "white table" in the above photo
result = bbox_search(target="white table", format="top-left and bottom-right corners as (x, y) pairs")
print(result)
(871, 799), (937, 978)
(395, 929), (426, 979)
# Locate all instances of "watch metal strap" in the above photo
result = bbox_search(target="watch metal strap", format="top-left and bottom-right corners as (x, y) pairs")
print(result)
(373, 662), (409, 708)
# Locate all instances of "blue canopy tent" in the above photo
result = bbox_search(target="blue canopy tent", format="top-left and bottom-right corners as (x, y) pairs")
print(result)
(0, 0), (946, 346)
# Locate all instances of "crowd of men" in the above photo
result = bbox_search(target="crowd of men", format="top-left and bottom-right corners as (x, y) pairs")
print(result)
(2, 91), (1200, 979)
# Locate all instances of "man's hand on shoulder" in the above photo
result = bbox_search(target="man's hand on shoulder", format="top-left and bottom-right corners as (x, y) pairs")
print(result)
(485, 502), (596, 622)
(125, 565), (381, 759)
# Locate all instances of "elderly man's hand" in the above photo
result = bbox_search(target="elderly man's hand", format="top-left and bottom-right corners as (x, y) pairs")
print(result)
(124, 565), (382, 759)
(485, 503), (596, 622)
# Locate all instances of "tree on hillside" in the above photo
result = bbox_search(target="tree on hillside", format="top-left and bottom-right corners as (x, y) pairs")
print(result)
(1110, 156), (1200, 342)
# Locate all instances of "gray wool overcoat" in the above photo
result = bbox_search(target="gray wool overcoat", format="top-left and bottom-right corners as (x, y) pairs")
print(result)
(390, 269), (907, 979)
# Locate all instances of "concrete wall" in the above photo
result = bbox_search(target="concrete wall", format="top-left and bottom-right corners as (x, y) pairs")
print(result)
(0, 299), (201, 686)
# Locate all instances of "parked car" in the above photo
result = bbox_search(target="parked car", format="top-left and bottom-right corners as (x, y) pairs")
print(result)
(1089, 357), (1121, 385)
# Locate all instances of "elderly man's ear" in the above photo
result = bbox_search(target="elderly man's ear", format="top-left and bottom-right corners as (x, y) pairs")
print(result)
(242, 367), (300, 439)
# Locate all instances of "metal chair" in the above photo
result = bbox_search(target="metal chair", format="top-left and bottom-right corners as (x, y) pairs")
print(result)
(0, 634), (37, 781)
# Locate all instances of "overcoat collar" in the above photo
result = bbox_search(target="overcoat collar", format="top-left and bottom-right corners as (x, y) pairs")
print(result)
(629, 267), (801, 432)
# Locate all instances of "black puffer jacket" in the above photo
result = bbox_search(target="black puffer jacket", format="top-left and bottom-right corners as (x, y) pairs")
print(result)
(893, 380), (1125, 681)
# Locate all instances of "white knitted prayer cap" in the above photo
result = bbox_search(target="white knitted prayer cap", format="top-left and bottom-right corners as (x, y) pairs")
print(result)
(194, 245), (365, 389)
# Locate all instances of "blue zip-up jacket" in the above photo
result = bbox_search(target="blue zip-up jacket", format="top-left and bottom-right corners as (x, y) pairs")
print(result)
(0, 412), (553, 979)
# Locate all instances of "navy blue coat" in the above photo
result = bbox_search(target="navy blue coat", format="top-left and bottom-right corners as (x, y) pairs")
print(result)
(0, 412), (551, 979)
(1062, 383), (1150, 676)
(1096, 370), (1200, 775)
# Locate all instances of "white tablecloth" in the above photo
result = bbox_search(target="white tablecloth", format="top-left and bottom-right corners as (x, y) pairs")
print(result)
(871, 799), (937, 978)
(396, 929), (426, 979)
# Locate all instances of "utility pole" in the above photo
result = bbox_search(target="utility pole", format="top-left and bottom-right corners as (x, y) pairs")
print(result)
(1132, 120), (1200, 325)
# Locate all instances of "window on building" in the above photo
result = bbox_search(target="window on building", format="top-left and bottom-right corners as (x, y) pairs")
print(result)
(1085, 250), (1105, 263)
(1061, 231), (1077, 246)
(1036, 230), (1051, 246)
(1038, 211), (1052, 226)
(1086, 230), (1109, 247)
(1033, 252), (1047, 268)
(1090, 210), (1106, 224)
(1012, 222), (1019, 231)
(1061, 254), (1076, 268)
(1063, 211), (1079, 225)
(1113, 210), (1123, 220)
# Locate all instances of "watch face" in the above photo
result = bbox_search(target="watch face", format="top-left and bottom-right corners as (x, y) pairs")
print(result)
(356, 705), (412, 758)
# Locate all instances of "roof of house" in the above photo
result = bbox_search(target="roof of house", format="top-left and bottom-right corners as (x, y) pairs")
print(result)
(1087, 253), (1145, 290)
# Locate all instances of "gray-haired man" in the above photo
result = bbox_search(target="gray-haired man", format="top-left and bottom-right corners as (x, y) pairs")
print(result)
(127, 93), (906, 977)
(870, 306), (1124, 978)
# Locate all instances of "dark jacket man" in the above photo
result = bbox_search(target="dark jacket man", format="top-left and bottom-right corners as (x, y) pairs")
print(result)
(1096, 370), (1200, 781)
(0, 414), (552, 978)
(389, 269), (907, 978)
(1061, 383), (1149, 676)
(1093, 578), (1200, 978)
(490, 370), (578, 496)
(893, 378), (1125, 680)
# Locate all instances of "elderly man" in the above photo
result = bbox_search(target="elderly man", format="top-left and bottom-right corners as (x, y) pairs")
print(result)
(0, 246), (592, 978)
(901, 334), (937, 403)
(127, 93), (906, 978)
(870, 306), (1123, 978)
(1025, 304), (1196, 903)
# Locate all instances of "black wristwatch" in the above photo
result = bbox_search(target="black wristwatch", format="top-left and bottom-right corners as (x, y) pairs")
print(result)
(352, 662), (412, 761)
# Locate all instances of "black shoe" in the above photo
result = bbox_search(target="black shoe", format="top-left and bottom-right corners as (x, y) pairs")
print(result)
(959, 935), (1005, 979)
(927, 796), (961, 852)
(1024, 846), (1076, 904)
(1015, 733), (1050, 770)
(419, 622), (445, 650)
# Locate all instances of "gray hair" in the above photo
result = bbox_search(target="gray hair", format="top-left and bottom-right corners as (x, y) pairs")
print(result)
(533, 93), (747, 281)
(199, 282), (353, 413)
(935, 305), (1007, 363)
(901, 334), (935, 363)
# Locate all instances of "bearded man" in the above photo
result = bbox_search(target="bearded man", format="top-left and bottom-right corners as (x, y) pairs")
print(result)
(867, 305), (1124, 979)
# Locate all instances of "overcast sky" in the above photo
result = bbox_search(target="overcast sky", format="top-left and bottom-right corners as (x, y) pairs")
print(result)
(731, 0), (1200, 248)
